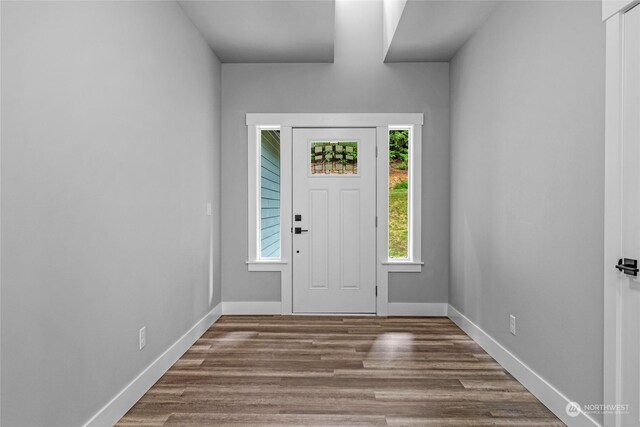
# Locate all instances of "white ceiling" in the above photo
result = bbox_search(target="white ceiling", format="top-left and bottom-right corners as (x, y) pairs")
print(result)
(178, 1), (335, 63)
(384, 0), (498, 62)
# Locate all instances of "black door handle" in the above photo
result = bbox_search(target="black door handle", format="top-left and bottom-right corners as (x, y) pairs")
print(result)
(294, 227), (308, 234)
(616, 258), (639, 276)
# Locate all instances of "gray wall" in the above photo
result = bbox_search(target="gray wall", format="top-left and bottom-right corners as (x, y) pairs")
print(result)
(0, 2), (221, 426)
(221, 0), (450, 303)
(450, 0), (605, 418)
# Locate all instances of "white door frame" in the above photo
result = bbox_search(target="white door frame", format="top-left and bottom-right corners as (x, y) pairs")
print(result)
(603, 2), (640, 426)
(246, 113), (424, 316)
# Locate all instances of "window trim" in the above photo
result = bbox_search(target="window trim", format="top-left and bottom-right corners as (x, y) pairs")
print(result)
(247, 125), (291, 267)
(376, 124), (423, 275)
(246, 113), (423, 316)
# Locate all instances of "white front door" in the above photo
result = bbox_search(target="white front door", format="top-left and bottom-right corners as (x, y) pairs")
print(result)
(613, 4), (640, 425)
(292, 128), (376, 313)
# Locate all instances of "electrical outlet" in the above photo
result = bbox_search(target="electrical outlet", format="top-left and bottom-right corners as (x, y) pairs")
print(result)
(139, 326), (146, 350)
(206, 202), (212, 216)
(510, 315), (516, 335)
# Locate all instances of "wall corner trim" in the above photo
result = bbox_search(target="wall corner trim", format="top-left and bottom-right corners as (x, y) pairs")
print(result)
(83, 303), (222, 427)
(447, 305), (601, 427)
(388, 302), (448, 316)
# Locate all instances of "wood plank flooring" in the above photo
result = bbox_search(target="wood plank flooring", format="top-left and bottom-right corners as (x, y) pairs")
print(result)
(117, 316), (564, 426)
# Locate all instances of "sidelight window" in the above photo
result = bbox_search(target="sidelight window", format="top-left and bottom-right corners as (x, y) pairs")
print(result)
(259, 128), (281, 259)
(388, 128), (410, 259)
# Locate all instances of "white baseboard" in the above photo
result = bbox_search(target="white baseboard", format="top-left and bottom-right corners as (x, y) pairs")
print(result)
(222, 301), (282, 315)
(388, 302), (448, 316)
(80, 300), (597, 427)
(83, 302), (222, 427)
(447, 305), (600, 427)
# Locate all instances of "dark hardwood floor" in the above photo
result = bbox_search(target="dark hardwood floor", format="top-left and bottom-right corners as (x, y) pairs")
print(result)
(117, 316), (565, 426)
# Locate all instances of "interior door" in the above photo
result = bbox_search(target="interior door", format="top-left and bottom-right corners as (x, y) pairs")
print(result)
(616, 4), (640, 425)
(292, 128), (376, 313)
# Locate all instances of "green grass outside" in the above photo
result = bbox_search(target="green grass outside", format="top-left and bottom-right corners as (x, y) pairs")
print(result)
(389, 188), (408, 259)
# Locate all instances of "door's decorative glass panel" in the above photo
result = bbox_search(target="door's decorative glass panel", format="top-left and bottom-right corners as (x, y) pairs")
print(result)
(260, 129), (280, 258)
(310, 141), (358, 175)
(388, 129), (409, 259)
